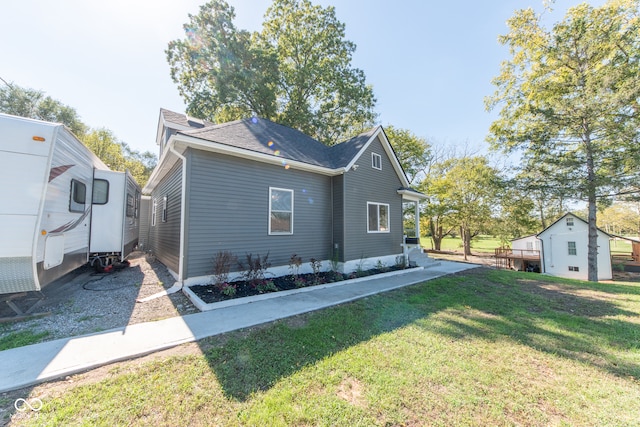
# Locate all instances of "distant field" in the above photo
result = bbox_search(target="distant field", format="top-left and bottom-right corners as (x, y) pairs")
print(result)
(422, 235), (635, 255)
(421, 235), (502, 254)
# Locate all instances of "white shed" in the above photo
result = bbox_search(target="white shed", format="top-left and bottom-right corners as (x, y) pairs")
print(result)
(537, 213), (612, 281)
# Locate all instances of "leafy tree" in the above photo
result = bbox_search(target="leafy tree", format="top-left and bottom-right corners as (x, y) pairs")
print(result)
(83, 129), (156, 186)
(0, 80), (87, 136)
(486, 0), (640, 281)
(423, 156), (503, 258)
(1, 81), (157, 186)
(166, 0), (376, 145)
(598, 202), (640, 235)
(493, 179), (538, 246)
(384, 126), (431, 185)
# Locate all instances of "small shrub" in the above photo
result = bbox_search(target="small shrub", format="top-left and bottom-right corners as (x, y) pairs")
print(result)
(310, 258), (323, 285)
(395, 255), (406, 269)
(310, 258), (322, 275)
(289, 254), (303, 277)
(330, 248), (340, 272)
(219, 282), (237, 297)
(294, 277), (307, 288)
(375, 260), (389, 272)
(238, 252), (271, 286)
(255, 280), (277, 293)
(212, 251), (237, 286)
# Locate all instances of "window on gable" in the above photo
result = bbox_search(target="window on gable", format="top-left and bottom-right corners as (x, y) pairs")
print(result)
(526, 241), (533, 250)
(568, 241), (577, 255)
(69, 179), (86, 213)
(566, 217), (574, 226)
(368, 202), (390, 233)
(269, 187), (293, 234)
(372, 153), (382, 170)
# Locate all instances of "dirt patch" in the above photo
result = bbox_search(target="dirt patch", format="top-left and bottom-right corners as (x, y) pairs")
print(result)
(336, 377), (366, 407)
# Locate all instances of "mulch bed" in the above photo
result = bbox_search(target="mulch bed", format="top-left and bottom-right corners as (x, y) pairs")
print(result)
(190, 266), (405, 304)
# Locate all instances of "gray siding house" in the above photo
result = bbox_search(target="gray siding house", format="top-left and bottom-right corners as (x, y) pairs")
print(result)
(143, 109), (426, 285)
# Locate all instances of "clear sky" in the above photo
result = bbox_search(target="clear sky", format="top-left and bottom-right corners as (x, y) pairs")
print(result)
(1, 0), (597, 156)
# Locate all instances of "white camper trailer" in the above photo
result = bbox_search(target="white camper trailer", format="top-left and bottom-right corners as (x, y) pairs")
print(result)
(89, 169), (140, 269)
(0, 113), (141, 295)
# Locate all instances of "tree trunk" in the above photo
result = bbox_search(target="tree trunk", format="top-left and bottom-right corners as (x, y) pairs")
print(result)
(460, 225), (471, 260)
(584, 127), (599, 282)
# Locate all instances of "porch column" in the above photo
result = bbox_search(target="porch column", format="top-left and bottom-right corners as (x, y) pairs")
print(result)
(414, 200), (420, 244)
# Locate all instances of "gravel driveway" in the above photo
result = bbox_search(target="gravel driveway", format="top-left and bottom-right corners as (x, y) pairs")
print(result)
(0, 252), (197, 343)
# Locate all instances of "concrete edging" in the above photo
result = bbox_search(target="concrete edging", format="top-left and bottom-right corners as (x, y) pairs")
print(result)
(182, 267), (425, 312)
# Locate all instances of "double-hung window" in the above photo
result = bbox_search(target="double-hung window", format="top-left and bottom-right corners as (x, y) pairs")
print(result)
(372, 152), (382, 170)
(269, 187), (293, 234)
(368, 202), (389, 233)
(568, 241), (577, 255)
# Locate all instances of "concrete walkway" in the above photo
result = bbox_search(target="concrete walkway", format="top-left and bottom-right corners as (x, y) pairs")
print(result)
(0, 261), (477, 393)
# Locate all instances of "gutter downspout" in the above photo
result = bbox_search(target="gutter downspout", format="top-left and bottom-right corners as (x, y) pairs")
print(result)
(169, 143), (187, 286)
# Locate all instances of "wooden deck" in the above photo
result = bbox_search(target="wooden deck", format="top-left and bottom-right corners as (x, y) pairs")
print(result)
(495, 248), (541, 271)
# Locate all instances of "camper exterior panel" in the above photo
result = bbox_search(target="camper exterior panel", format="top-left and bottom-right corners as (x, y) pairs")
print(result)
(90, 170), (125, 253)
(121, 171), (140, 258)
(0, 115), (55, 292)
(89, 170), (140, 259)
(0, 114), (110, 294)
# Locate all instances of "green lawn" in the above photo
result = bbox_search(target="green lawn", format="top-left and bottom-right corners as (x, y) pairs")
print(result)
(422, 235), (503, 253)
(7, 269), (640, 426)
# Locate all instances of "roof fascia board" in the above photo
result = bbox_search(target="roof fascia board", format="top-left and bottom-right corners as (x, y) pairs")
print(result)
(397, 189), (428, 201)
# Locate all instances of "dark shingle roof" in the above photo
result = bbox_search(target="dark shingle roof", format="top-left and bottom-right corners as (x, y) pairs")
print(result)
(329, 128), (378, 168)
(165, 110), (387, 171)
(180, 117), (334, 167)
(161, 108), (214, 130)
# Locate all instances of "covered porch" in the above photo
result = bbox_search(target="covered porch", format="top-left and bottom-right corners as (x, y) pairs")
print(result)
(398, 188), (432, 267)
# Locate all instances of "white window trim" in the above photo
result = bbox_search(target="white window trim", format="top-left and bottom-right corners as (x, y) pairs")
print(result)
(372, 152), (382, 170)
(151, 199), (157, 227)
(367, 202), (390, 233)
(162, 195), (168, 222)
(566, 217), (574, 226)
(269, 187), (294, 235)
(568, 241), (577, 256)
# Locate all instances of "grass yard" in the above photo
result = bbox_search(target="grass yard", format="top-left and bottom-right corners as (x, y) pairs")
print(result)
(422, 235), (503, 253)
(7, 269), (640, 426)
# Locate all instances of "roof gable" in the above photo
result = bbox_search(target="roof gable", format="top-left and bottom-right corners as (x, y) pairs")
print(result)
(537, 212), (611, 238)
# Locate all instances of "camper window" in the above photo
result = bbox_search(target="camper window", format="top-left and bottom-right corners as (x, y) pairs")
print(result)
(126, 193), (135, 217)
(69, 179), (86, 212)
(92, 179), (109, 204)
(135, 190), (140, 218)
